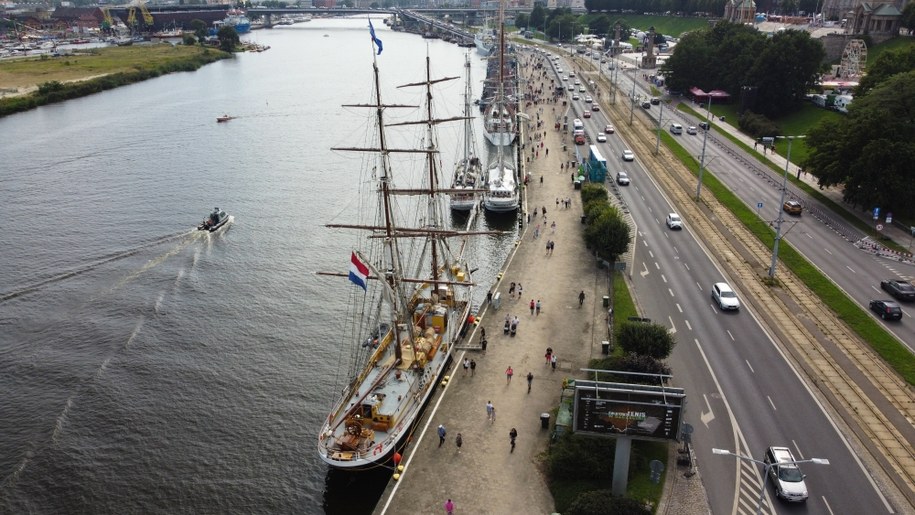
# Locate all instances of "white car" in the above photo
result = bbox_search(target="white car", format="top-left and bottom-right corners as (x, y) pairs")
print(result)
(616, 171), (630, 185)
(686, 126), (697, 135)
(621, 149), (634, 161)
(596, 133), (607, 143)
(665, 213), (682, 230)
(584, 96), (593, 103)
(578, 86), (586, 93)
(572, 93), (580, 100)
(712, 282), (740, 311)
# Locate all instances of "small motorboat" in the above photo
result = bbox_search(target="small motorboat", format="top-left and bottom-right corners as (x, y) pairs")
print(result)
(198, 207), (229, 232)
(216, 114), (235, 123)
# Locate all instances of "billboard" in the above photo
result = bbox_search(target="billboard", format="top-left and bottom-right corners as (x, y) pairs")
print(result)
(573, 380), (685, 442)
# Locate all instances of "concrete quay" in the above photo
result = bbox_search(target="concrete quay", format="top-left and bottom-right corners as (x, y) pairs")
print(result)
(372, 50), (710, 515)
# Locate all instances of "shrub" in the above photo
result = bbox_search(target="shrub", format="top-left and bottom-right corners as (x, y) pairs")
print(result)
(739, 110), (780, 138)
(617, 322), (676, 359)
(567, 490), (651, 515)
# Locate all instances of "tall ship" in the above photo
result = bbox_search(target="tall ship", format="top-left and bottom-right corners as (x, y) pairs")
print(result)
(482, 145), (518, 213)
(450, 52), (483, 212)
(317, 41), (476, 469)
(481, 2), (516, 148)
(473, 27), (495, 56)
(211, 9), (251, 34)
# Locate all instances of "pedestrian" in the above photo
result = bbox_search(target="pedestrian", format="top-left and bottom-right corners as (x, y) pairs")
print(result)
(551, 353), (558, 371)
(509, 428), (518, 452)
(481, 337), (487, 354)
(545, 347), (552, 364)
(491, 406), (496, 423)
(480, 327), (485, 340)
(536, 299), (541, 315)
(518, 284), (523, 298)
(542, 206), (547, 217)
(486, 400), (494, 420)
(455, 433), (463, 452)
(556, 197), (560, 208)
(540, 175), (543, 185)
(579, 290), (585, 306)
(530, 299), (535, 315)
(505, 366), (514, 384)
(551, 221), (556, 233)
(444, 498), (455, 515)
(438, 424), (447, 447)
(527, 372), (534, 393)
(462, 358), (469, 376)
(509, 282), (516, 298)
(470, 359), (476, 376)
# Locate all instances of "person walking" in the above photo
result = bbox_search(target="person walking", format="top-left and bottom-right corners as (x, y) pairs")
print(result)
(469, 359), (476, 376)
(551, 354), (558, 372)
(518, 284), (523, 299)
(437, 424), (447, 447)
(529, 299), (535, 315)
(536, 300), (541, 316)
(505, 366), (514, 384)
(545, 347), (552, 365)
(491, 406), (497, 424)
(462, 358), (469, 376)
(455, 433), (463, 452)
(509, 428), (518, 452)
(578, 290), (585, 306)
(526, 372), (534, 393)
(486, 400), (494, 421)
(444, 498), (455, 515)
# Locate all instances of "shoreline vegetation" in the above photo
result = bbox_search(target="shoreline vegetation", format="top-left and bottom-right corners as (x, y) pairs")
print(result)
(0, 44), (231, 118)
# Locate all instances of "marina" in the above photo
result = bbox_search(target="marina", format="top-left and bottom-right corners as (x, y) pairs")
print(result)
(0, 19), (516, 514)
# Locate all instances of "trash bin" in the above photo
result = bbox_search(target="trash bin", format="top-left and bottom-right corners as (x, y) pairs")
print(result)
(540, 413), (550, 429)
(601, 340), (610, 355)
(602, 295), (609, 307)
(580, 215), (587, 224)
(574, 181), (582, 190)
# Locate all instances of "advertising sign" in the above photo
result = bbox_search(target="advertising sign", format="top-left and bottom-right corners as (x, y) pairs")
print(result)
(573, 380), (685, 442)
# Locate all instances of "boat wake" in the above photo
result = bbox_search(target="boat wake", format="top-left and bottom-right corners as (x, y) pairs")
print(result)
(0, 231), (194, 304)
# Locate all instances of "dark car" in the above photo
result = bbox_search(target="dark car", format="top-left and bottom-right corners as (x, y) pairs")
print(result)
(869, 300), (903, 320)
(698, 121), (710, 130)
(880, 279), (915, 301)
(641, 101), (651, 109)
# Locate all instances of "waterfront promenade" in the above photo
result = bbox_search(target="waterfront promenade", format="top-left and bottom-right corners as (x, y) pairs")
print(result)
(374, 49), (710, 515)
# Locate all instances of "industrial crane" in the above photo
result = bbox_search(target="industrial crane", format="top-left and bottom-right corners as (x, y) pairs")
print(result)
(126, 0), (154, 31)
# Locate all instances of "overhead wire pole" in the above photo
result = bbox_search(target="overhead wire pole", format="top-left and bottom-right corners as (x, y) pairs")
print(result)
(654, 100), (664, 154)
(628, 72), (636, 126)
(768, 135), (806, 278)
(695, 96), (712, 201)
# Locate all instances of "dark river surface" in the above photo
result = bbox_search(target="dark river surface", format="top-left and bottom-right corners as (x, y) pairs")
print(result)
(0, 17), (518, 514)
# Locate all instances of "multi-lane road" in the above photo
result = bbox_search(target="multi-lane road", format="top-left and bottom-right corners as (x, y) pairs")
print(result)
(540, 48), (911, 514)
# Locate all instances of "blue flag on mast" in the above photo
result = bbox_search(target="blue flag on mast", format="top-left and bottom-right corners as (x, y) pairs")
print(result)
(369, 19), (383, 55)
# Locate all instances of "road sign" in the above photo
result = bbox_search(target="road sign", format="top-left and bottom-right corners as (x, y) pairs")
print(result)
(887, 212), (893, 224)
(873, 207), (880, 220)
(756, 202), (763, 210)
(877, 224), (884, 231)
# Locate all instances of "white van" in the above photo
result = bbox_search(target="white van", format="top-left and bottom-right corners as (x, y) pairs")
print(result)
(669, 123), (683, 135)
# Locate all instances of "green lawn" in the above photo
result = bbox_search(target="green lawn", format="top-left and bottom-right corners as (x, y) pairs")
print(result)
(864, 37), (915, 69)
(602, 14), (710, 38)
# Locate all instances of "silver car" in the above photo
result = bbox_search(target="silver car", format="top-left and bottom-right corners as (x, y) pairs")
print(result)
(712, 282), (740, 311)
(764, 446), (809, 502)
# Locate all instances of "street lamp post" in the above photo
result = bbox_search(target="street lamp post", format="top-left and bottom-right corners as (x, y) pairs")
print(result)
(628, 73), (636, 126)
(768, 135), (806, 278)
(695, 96), (712, 200)
(654, 101), (664, 154)
(712, 448), (829, 515)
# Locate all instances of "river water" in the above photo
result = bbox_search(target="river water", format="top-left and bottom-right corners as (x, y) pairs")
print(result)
(0, 18), (518, 514)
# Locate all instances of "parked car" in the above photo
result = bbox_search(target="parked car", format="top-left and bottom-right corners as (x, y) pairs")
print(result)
(711, 282), (740, 311)
(880, 279), (915, 301)
(641, 101), (651, 109)
(869, 299), (903, 320)
(596, 133), (607, 143)
(616, 171), (630, 185)
(783, 200), (803, 215)
(764, 446), (809, 502)
(604, 124), (615, 134)
(665, 213), (682, 230)
(650, 97), (660, 105)
(686, 126), (697, 135)
(621, 149), (634, 161)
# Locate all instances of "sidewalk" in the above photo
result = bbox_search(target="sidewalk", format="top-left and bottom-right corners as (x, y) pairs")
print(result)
(374, 49), (709, 515)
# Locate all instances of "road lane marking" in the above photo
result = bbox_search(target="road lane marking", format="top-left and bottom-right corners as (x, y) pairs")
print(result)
(745, 360), (755, 373)
(846, 265), (856, 273)
(648, 249), (655, 259)
(640, 262), (649, 277)
(668, 288), (674, 297)
(822, 496), (835, 515)
(676, 303), (682, 313)
(669, 316), (677, 334)
(684, 263), (690, 271)
(685, 319), (692, 331)
(654, 261), (660, 269)
(661, 274), (668, 283)
(700, 393), (715, 427)
(792, 440), (804, 459)
(825, 247), (833, 255)
(767, 395), (777, 411)
(727, 330), (735, 341)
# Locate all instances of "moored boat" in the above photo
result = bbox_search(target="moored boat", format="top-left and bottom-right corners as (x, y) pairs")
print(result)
(197, 207), (229, 231)
(450, 52), (483, 212)
(317, 32), (476, 470)
(483, 150), (518, 213)
(481, 2), (516, 148)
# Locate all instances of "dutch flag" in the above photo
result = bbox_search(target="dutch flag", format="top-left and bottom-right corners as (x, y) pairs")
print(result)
(349, 252), (369, 291)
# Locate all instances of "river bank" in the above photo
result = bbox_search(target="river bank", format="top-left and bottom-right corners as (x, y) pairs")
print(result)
(0, 44), (230, 116)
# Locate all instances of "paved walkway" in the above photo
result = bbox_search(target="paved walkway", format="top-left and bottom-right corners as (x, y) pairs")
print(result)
(374, 50), (710, 515)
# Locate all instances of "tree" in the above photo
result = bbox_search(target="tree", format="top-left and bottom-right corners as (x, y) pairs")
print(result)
(587, 14), (611, 36)
(515, 13), (531, 30)
(530, 5), (546, 32)
(617, 322), (676, 359)
(190, 19), (208, 43)
(803, 70), (915, 217)
(856, 46), (915, 97)
(217, 25), (240, 52)
(567, 490), (651, 515)
(901, 2), (915, 34)
(744, 29), (825, 117)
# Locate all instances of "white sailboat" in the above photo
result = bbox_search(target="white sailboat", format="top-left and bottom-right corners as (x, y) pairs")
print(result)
(450, 52), (483, 212)
(317, 46), (476, 470)
(481, 0), (516, 148)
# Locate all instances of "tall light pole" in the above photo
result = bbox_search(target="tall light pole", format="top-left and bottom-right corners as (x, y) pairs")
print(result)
(628, 73), (636, 126)
(713, 448), (829, 515)
(695, 96), (712, 200)
(768, 135), (806, 278)
(654, 100), (664, 154)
